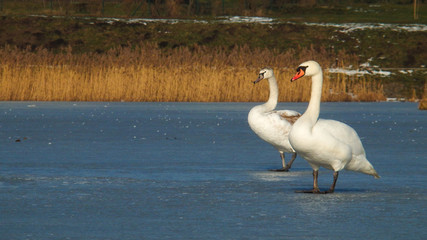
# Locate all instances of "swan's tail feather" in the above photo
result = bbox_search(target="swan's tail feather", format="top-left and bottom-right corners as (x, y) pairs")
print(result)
(372, 171), (380, 179)
(346, 155), (380, 179)
(363, 164), (380, 179)
(365, 163), (380, 179)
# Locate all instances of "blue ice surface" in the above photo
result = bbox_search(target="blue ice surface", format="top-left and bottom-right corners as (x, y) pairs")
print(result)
(0, 101), (426, 240)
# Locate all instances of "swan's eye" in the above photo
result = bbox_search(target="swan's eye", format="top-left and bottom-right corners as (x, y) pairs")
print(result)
(296, 66), (308, 72)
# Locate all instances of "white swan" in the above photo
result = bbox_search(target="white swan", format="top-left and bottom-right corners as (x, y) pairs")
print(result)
(289, 61), (380, 193)
(248, 67), (301, 171)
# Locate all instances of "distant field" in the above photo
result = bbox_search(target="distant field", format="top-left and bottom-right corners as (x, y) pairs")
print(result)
(1, 15), (425, 68)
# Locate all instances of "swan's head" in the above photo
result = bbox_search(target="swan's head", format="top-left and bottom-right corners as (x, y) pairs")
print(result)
(253, 67), (274, 84)
(291, 60), (322, 82)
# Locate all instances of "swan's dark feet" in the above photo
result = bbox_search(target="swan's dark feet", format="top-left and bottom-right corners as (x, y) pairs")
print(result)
(295, 189), (332, 194)
(268, 167), (290, 172)
(324, 188), (335, 194)
(294, 170), (337, 194)
(273, 152), (295, 172)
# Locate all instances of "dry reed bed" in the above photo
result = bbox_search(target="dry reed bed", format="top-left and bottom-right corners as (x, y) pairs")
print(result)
(0, 45), (385, 102)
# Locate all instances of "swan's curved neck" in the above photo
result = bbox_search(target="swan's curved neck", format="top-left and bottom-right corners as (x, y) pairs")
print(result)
(262, 75), (279, 112)
(302, 71), (323, 126)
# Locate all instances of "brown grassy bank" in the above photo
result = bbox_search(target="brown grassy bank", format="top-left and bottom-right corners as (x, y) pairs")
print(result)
(0, 45), (385, 102)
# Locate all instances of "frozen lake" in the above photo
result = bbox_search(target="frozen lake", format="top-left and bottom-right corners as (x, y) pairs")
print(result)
(1, 102), (426, 239)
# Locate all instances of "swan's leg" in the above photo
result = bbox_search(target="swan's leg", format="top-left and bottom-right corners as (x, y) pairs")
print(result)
(313, 170), (320, 192)
(325, 171), (339, 193)
(296, 170), (322, 193)
(269, 152), (289, 172)
(283, 153), (297, 171)
(280, 152), (286, 168)
(297, 171), (338, 194)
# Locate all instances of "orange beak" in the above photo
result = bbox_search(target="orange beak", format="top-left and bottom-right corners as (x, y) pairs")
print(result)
(291, 68), (305, 82)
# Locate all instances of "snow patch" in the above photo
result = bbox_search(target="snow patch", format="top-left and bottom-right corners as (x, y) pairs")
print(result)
(28, 15), (427, 32)
(328, 68), (392, 76)
(300, 22), (427, 33)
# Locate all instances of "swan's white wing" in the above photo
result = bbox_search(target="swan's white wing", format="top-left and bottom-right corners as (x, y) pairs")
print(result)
(262, 111), (293, 135)
(316, 119), (365, 156)
(249, 110), (297, 152)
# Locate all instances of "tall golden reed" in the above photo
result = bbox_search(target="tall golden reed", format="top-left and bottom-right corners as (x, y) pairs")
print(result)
(0, 45), (385, 102)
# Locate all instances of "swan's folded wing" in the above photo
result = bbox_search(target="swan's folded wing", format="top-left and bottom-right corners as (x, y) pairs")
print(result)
(316, 119), (365, 156)
(274, 110), (301, 124)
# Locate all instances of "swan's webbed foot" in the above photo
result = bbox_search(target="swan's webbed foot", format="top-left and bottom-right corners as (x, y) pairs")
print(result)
(324, 188), (335, 194)
(268, 167), (290, 172)
(270, 153), (294, 172)
(295, 189), (332, 194)
(295, 188), (323, 194)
